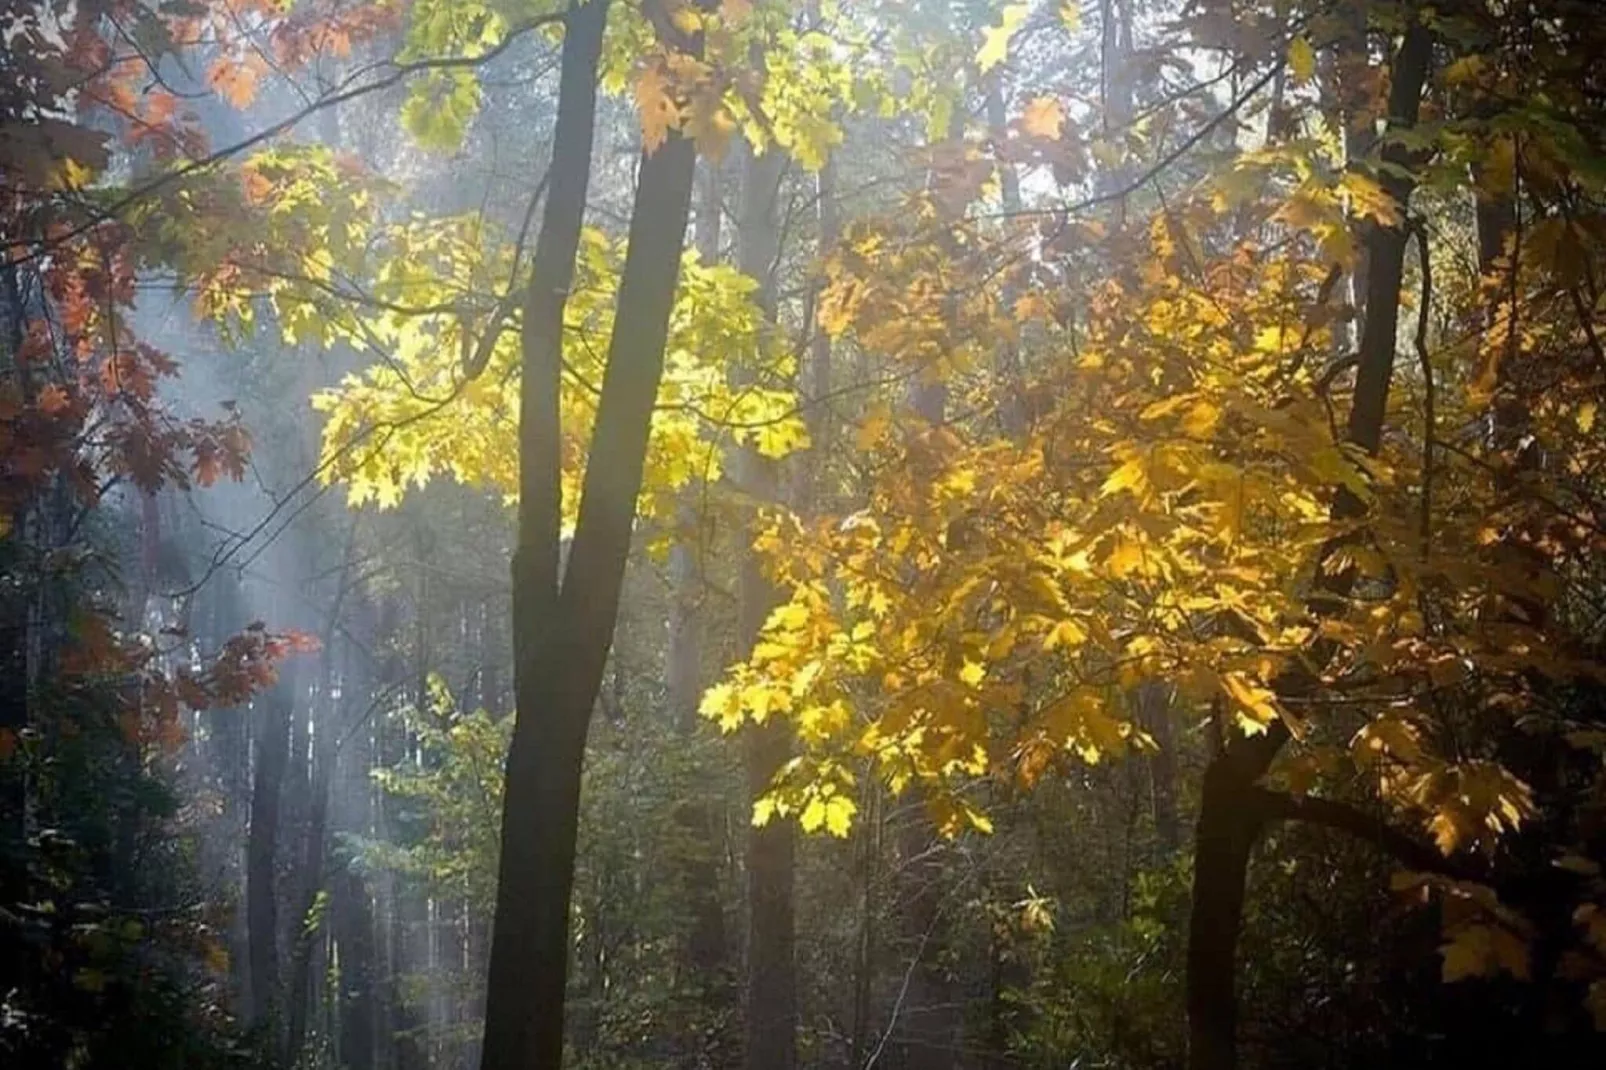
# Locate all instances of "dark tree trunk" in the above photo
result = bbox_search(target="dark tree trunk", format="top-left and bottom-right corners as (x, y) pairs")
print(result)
(1185, 733), (1278, 1070)
(734, 142), (800, 1070)
(478, 3), (700, 1065)
(334, 862), (379, 1070)
(248, 672), (294, 1032)
(1182, 21), (1433, 1070)
(1141, 682), (1181, 856)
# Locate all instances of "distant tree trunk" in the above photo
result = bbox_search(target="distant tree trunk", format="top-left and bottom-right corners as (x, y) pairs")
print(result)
(1141, 681), (1181, 856)
(666, 153), (730, 1026)
(333, 862), (379, 1070)
(248, 671), (294, 1033)
(332, 667), (380, 1070)
(284, 724), (332, 1060)
(848, 782), (877, 1070)
(1182, 21), (1433, 1070)
(735, 140), (799, 1070)
(478, 3), (701, 1066)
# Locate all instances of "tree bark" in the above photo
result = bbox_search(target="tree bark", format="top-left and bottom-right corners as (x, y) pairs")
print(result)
(478, 2), (608, 1065)
(1182, 20), (1433, 1070)
(248, 671), (294, 1033)
(668, 152), (730, 1025)
(734, 141), (800, 1070)
(479, 3), (701, 1065)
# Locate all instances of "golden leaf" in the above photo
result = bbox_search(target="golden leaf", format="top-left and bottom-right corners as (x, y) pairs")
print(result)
(1288, 36), (1316, 86)
(634, 62), (681, 153)
(1020, 96), (1065, 140)
(977, 3), (1029, 73)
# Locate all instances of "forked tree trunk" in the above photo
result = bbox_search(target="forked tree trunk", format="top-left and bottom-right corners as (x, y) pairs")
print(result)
(478, 1), (701, 1065)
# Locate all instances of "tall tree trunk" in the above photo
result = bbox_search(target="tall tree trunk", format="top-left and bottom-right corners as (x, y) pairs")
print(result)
(248, 671), (294, 1034)
(1182, 21), (1433, 1070)
(478, 2), (608, 1062)
(667, 153), (730, 1034)
(334, 863), (379, 1070)
(735, 140), (799, 1070)
(333, 686), (380, 1070)
(1141, 681), (1181, 856)
(479, 3), (700, 1065)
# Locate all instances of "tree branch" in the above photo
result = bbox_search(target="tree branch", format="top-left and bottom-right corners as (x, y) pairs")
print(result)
(1251, 787), (1483, 882)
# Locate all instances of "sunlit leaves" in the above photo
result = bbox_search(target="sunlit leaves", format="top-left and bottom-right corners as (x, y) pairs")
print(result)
(301, 211), (805, 537)
(1020, 97), (1065, 140)
(1288, 36), (1316, 86)
(635, 60), (682, 153)
(207, 51), (267, 107)
(402, 69), (484, 151)
(977, 3), (1028, 73)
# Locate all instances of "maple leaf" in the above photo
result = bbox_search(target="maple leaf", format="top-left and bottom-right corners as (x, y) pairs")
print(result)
(978, 3), (1029, 73)
(635, 62), (681, 154)
(1020, 96), (1065, 140)
(1288, 36), (1316, 86)
(208, 53), (266, 109)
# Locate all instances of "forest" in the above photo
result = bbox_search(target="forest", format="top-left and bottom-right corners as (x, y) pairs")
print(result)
(5, 0), (1606, 1067)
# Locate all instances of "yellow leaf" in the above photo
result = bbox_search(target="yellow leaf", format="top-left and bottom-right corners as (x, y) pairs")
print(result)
(1441, 924), (1491, 982)
(1042, 618), (1086, 651)
(801, 796), (826, 833)
(1288, 36), (1316, 86)
(1100, 455), (1148, 498)
(1579, 401), (1598, 433)
(824, 795), (857, 837)
(856, 402), (891, 450)
(978, 3), (1029, 73)
(964, 803), (994, 834)
(1105, 534), (1147, 580)
(1222, 672), (1280, 735)
(700, 680), (746, 732)
(1021, 96), (1065, 140)
(1339, 171), (1402, 227)
(1058, 1), (1081, 31)
(959, 659), (987, 687)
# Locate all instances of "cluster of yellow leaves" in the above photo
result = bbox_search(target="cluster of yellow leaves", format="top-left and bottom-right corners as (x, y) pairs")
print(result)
(702, 130), (1588, 889)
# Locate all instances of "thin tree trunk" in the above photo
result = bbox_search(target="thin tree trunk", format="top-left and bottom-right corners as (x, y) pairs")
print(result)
(248, 671), (294, 1033)
(334, 863), (379, 1070)
(667, 153), (730, 1029)
(1141, 681), (1181, 856)
(735, 140), (799, 1070)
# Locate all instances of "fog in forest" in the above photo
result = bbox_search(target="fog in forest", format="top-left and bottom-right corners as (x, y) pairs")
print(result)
(6, 1), (1606, 1069)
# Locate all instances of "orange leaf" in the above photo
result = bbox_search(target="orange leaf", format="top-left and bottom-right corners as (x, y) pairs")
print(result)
(241, 166), (273, 206)
(634, 62), (680, 154)
(1021, 96), (1065, 140)
(208, 54), (266, 109)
